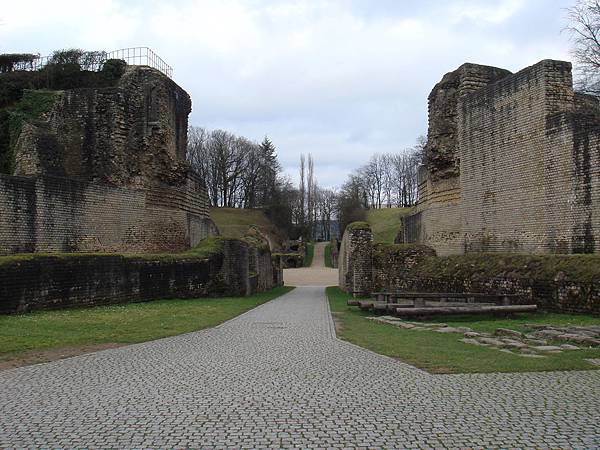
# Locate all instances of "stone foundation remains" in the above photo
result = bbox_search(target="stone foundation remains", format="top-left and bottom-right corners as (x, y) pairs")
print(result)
(406, 60), (600, 255)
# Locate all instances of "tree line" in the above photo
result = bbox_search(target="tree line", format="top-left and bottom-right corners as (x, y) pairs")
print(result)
(186, 128), (340, 241)
(187, 126), (424, 241)
(187, 127), (282, 209)
(336, 139), (424, 233)
(187, 126), (301, 237)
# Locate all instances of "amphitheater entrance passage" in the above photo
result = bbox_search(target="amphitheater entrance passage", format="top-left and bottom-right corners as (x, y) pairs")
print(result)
(283, 242), (338, 287)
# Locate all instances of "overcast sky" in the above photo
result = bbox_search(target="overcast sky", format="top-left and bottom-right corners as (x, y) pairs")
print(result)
(1, 0), (575, 187)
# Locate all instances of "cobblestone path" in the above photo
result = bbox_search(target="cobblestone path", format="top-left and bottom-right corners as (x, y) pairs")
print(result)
(1, 287), (599, 449)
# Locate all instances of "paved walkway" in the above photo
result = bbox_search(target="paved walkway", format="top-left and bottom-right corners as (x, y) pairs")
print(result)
(311, 242), (327, 268)
(283, 242), (338, 287)
(1, 287), (599, 448)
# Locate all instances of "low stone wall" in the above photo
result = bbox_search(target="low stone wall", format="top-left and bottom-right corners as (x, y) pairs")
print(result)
(372, 246), (600, 315)
(0, 238), (283, 314)
(339, 223), (600, 315)
(338, 223), (373, 296)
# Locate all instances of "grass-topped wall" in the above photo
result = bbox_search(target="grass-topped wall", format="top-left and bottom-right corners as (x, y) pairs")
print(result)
(0, 237), (283, 314)
(371, 243), (600, 315)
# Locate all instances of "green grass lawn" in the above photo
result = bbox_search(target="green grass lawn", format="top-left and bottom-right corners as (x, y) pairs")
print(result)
(304, 242), (315, 267)
(0, 286), (293, 364)
(366, 208), (412, 243)
(324, 243), (333, 268)
(327, 286), (600, 374)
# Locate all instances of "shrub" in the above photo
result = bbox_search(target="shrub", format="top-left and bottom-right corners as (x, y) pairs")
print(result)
(0, 53), (39, 73)
(101, 59), (127, 82)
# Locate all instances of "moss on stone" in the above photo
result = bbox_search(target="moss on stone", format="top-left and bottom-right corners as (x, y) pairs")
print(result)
(185, 236), (226, 258)
(242, 226), (271, 251)
(0, 236), (228, 267)
(0, 89), (60, 173)
(347, 221), (371, 231)
(372, 243), (435, 258)
(408, 253), (600, 283)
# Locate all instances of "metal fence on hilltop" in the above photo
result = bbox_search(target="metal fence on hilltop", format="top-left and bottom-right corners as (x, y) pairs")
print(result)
(21, 47), (173, 78)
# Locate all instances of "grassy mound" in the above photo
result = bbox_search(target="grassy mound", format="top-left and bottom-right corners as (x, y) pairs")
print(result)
(210, 207), (285, 249)
(366, 208), (412, 244)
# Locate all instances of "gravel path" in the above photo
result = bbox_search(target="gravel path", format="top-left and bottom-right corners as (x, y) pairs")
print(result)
(311, 242), (327, 268)
(1, 287), (599, 449)
(283, 241), (338, 287)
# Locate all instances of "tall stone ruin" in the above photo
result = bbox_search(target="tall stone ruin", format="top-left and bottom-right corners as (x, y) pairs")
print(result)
(0, 65), (216, 255)
(405, 59), (600, 255)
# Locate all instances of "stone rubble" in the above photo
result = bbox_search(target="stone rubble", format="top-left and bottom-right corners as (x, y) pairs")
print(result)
(368, 316), (600, 359)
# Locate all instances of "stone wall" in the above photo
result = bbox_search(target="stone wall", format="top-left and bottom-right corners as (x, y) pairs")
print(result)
(459, 60), (600, 254)
(338, 232), (600, 315)
(0, 238), (283, 314)
(13, 66), (191, 187)
(0, 173), (214, 254)
(338, 223), (373, 296)
(1, 65), (215, 255)
(371, 248), (600, 316)
(406, 59), (600, 255)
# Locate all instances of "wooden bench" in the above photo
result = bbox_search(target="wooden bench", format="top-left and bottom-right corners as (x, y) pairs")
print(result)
(348, 291), (534, 317)
(372, 291), (519, 306)
(392, 304), (537, 317)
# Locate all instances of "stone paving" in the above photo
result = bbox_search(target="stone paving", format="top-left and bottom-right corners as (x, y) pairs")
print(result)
(1, 286), (599, 449)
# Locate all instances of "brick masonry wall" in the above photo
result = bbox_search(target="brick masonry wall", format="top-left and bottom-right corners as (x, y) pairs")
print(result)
(406, 59), (600, 255)
(0, 173), (214, 254)
(3, 66), (216, 255)
(458, 60), (598, 254)
(0, 239), (283, 314)
(406, 64), (511, 255)
(14, 66), (192, 188)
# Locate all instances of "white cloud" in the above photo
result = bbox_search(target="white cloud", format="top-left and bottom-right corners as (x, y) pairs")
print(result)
(0, 0), (575, 187)
(447, 0), (526, 24)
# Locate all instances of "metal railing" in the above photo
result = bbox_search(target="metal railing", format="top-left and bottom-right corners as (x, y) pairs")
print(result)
(106, 47), (173, 78)
(25, 47), (173, 78)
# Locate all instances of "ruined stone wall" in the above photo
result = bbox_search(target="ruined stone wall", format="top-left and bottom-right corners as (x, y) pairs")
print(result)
(0, 173), (214, 254)
(425, 63), (511, 181)
(408, 64), (512, 256)
(338, 223), (373, 296)
(2, 66), (215, 254)
(406, 59), (600, 255)
(460, 60), (600, 253)
(0, 238), (283, 314)
(248, 246), (280, 294)
(338, 237), (600, 315)
(14, 66), (191, 187)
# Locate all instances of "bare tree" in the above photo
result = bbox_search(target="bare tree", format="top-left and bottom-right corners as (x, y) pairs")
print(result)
(339, 138), (423, 211)
(188, 127), (283, 209)
(307, 154), (316, 237)
(566, 0), (600, 94)
(316, 188), (337, 240)
(299, 154), (306, 234)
